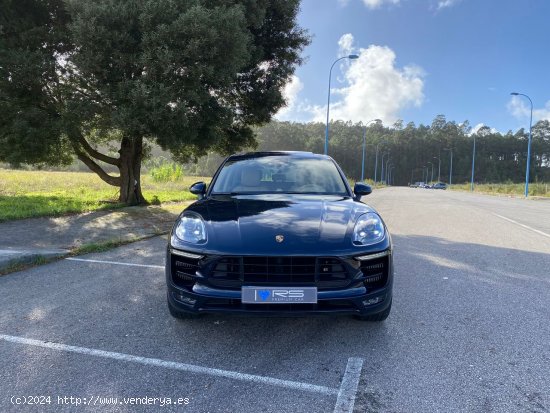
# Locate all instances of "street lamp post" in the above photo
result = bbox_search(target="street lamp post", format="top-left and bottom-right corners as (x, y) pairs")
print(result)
(443, 148), (453, 185)
(434, 156), (440, 182)
(471, 135), (476, 191)
(385, 157), (391, 183)
(361, 119), (381, 182)
(324, 54), (359, 155)
(511, 92), (534, 197)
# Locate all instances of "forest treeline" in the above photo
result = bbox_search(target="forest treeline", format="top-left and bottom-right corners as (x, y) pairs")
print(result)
(6, 115), (549, 186)
(190, 115), (550, 185)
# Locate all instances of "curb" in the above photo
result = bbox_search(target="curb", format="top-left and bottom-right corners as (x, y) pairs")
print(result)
(0, 249), (69, 274)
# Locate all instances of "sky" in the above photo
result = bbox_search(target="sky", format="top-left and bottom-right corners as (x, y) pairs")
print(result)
(275, 0), (550, 134)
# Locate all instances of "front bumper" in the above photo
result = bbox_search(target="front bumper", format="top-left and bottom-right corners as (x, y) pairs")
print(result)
(166, 248), (394, 317)
(167, 284), (392, 316)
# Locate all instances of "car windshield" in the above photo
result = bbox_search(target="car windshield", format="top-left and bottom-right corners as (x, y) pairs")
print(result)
(210, 156), (349, 196)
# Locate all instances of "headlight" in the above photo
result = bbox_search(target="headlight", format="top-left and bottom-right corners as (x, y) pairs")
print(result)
(353, 212), (385, 246)
(175, 214), (207, 244)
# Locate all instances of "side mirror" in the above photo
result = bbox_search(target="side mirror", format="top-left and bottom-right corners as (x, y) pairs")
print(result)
(190, 181), (207, 199)
(353, 182), (372, 197)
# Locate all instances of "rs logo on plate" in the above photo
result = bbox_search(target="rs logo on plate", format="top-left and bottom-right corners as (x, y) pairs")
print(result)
(272, 290), (304, 298)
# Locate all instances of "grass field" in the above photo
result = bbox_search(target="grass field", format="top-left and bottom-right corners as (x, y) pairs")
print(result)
(449, 182), (550, 197)
(0, 169), (210, 221)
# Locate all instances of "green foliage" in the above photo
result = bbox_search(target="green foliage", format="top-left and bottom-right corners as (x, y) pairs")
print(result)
(0, 169), (203, 221)
(70, 241), (123, 256)
(149, 162), (184, 183)
(0, 0), (73, 166)
(0, 0), (309, 202)
(70, 238), (145, 256)
(450, 182), (549, 197)
(229, 118), (550, 186)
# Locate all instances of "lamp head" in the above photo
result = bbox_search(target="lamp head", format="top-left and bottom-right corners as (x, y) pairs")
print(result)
(510, 92), (519, 96)
(348, 54), (359, 59)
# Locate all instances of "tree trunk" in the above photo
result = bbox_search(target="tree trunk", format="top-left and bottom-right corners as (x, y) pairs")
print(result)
(118, 136), (147, 205)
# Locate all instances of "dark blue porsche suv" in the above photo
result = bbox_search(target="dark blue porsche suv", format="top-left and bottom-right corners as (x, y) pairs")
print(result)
(166, 152), (393, 321)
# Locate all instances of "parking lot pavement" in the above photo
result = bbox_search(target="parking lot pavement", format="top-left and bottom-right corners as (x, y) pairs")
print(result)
(443, 189), (550, 236)
(0, 237), (358, 413)
(1, 188), (550, 412)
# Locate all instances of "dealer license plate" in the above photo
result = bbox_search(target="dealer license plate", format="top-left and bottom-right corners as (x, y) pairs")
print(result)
(241, 286), (318, 304)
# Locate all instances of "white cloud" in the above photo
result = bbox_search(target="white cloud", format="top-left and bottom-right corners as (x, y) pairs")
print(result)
(507, 96), (530, 119)
(470, 123), (498, 136)
(340, 0), (460, 11)
(362, 0), (400, 9)
(338, 33), (355, 56)
(274, 75), (304, 120)
(437, 0), (461, 10)
(471, 123), (484, 134)
(535, 103), (550, 121)
(307, 34), (425, 124)
(508, 96), (550, 123)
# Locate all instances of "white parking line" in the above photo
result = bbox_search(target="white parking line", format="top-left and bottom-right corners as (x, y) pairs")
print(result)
(0, 334), (339, 396)
(493, 213), (550, 239)
(333, 357), (364, 413)
(66, 257), (164, 269)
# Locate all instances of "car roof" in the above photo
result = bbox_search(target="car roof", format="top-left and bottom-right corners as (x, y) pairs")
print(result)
(226, 151), (328, 161)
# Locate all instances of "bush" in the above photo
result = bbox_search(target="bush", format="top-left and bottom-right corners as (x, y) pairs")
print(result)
(150, 162), (184, 182)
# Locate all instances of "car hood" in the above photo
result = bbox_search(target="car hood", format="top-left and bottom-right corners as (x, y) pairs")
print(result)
(172, 194), (386, 255)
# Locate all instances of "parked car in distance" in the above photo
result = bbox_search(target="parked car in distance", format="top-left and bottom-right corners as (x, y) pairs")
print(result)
(166, 151), (393, 321)
(432, 182), (448, 190)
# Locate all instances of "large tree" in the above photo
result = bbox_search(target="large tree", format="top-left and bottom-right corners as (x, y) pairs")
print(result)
(0, 0), (309, 204)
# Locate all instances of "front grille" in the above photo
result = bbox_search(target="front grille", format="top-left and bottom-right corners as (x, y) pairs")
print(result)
(360, 256), (389, 290)
(208, 256), (349, 290)
(242, 256), (316, 283)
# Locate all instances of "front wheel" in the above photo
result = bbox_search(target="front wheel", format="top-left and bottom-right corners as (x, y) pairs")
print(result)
(354, 299), (392, 322)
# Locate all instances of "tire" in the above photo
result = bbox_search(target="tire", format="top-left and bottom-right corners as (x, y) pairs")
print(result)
(354, 299), (392, 322)
(167, 293), (201, 320)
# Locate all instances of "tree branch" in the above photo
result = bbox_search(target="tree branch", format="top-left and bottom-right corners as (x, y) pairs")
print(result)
(77, 136), (121, 166)
(72, 143), (121, 186)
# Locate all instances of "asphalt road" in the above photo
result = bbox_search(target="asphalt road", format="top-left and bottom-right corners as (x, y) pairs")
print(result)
(1, 187), (549, 413)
